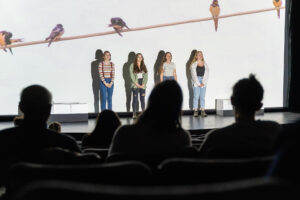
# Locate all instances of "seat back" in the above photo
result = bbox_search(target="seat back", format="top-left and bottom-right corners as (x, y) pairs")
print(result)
(82, 148), (109, 159)
(13, 178), (292, 200)
(106, 147), (198, 169)
(8, 161), (152, 193)
(158, 156), (274, 184)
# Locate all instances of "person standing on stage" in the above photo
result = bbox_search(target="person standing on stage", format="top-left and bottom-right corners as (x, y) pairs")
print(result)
(190, 51), (209, 117)
(99, 51), (115, 111)
(130, 53), (148, 119)
(160, 52), (177, 82)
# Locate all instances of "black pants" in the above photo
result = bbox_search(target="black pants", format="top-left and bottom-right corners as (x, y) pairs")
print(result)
(132, 79), (145, 113)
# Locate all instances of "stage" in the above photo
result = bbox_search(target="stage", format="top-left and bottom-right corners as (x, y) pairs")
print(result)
(0, 111), (299, 135)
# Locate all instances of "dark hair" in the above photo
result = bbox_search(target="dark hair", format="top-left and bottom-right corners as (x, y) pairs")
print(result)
(49, 121), (62, 133)
(137, 80), (182, 129)
(19, 85), (52, 117)
(231, 74), (264, 113)
(133, 53), (148, 73)
(87, 110), (121, 146)
(95, 49), (103, 60)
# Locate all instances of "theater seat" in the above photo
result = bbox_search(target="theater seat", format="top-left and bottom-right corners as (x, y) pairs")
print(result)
(13, 178), (292, 200)
(8, 161), (152, 194)
(157, 156), (274, 184)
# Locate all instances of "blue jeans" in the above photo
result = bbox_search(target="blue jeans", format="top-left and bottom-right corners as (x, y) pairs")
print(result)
(100, 78), (114, 111)
(193, 76), (206, 109)
(163, 76), (175, 81)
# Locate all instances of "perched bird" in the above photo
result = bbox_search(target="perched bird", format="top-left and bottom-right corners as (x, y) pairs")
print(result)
(0, 31), (23, 54)
(108, 17), (129, 36)
(45, 24), (64, 47)
(273, 0), (282, 18)
(209, 0), (220, 32)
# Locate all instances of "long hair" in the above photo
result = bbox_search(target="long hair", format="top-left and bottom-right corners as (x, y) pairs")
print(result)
(136, 80), (182, 130)
(88, 110), (121, 145)
(190, 51), (204, 67)
(159, 52), (172, 74)
(133, 53), (148, 73)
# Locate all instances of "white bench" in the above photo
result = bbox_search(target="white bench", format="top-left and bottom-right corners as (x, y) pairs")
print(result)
(49, 103), (88, 122)
(215, 99), (264, 116)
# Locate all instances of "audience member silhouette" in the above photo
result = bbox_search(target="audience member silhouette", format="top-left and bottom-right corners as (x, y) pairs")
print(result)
(199, 74), (281, 158)
(48, 121), (61, 133)
(0, 85), (80, 185)
(267, 119), (300, 186)
(108, 80), (192, 159)
(82, 110), (121, 148)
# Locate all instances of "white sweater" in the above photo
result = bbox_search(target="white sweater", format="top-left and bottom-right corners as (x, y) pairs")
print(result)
(190, 61), (209, 87)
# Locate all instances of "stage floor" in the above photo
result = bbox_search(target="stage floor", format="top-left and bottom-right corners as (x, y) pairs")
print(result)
(0, 112), (299, 133)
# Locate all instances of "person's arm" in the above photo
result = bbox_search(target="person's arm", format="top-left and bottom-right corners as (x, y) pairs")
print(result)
(202, 62), (209, 86)
(109, 63), (115, 88)
(173, 68), (177, 81)
(190, 62), (201, 86)
(142, 71), (148, 89)
(129, 64), (140, 88)
(98, 63), (107, 85)
(160, 64), (164, 82)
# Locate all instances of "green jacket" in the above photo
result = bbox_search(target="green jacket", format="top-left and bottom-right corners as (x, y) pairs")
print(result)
(130, 63), (148, 89)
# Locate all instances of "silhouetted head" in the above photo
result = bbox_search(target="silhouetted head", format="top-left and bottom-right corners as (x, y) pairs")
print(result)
(48, 121), (62, 133)
(92, 109), (121, 137)
(128, 51), (136, 63)
(231, 74), (263, 116)
(19, 85), (52, 123)
(56, 24), (63, 28)
(95, 49), (103, 60)
(138, 80), (182, 128)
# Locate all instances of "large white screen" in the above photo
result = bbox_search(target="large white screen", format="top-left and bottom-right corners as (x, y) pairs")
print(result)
(0, 0), (285, 114)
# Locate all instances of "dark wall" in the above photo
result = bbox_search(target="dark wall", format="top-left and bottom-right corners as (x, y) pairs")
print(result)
(287, 0), (300, 112)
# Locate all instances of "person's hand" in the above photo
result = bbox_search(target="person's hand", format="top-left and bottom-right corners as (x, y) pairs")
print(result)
(104, 82), (109, 87)
(108, 82), (113, 88)
(199, 83), (204, 87)
(141, 84), (145, 89)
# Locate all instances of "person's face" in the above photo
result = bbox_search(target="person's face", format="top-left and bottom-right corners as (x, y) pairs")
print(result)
(104, 52), (111, 61)
(166, 53), (172, 61)
(197, 52), (203, 60)
(137, 54), (143, 63)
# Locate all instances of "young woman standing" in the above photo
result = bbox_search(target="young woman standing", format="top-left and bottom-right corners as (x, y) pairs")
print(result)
(99, 51), (115, 111)
(160, 52), (177, 82)
(190, 51), (209, 117)
(130, 53), (148, 119)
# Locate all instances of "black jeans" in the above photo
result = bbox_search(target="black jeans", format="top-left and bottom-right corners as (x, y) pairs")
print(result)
(132, 79), (145, 113)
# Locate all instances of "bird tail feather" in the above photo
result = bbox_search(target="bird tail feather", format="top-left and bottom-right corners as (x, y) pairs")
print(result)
(214, 18), (218, 32)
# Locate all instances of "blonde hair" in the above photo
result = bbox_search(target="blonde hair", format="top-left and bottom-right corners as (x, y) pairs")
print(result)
(190, 51), (204, 67)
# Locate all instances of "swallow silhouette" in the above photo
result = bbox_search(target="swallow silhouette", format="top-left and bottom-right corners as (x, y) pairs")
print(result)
(0, 31), (23, 54)
(45, 24), (64, 47)
(108, 17), (129, 36)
